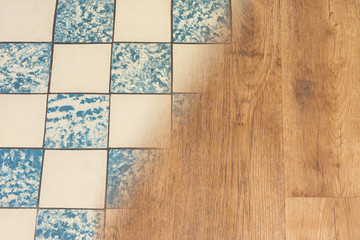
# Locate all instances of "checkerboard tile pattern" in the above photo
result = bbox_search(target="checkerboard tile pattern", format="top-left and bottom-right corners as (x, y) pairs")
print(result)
(0, 0), (230, 238)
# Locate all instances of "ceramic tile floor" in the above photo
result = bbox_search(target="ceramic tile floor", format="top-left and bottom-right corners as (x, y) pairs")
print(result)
(0, 0), (230, 239)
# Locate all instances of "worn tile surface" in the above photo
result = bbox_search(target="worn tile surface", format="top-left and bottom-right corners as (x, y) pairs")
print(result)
(44, 94), (109, 149)
(54, 0), (114, 43)
(172, 93), (201, 132)
(111, 43), (171, 93)
(107, 149), (151, 208)
(173, 0), (230, 43)
(0, 149), (43, 207)
(0, 43), (51, 93)
(36, 209), (104, 240)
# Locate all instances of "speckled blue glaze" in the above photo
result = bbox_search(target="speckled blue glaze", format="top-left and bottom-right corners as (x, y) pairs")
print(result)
(107, 149), (153, 208)
(0, 44), (51, 93)
(111, 43), (171, 93)
(36, 209), (104, 240)
(173, 0), (230, 43)
(44, 94), (109, 149)
(54, 0), (114, 42)
(0, 149), (43, 207)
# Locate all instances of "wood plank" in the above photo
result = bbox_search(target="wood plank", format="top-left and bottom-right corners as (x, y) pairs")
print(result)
(286, 198), (360, 240)
(281, 0), (360, 197)
(225, 0), (285, 238)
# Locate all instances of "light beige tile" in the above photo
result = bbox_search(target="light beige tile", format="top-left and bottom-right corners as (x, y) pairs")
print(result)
(0, 95), (47, 147)
(109, 95), (171, 148)
(39, 150), (107, 208)
(0, 209), (37, 240)
(51, 44), (111, 93)
(0, 0), (56, 41)
(114, 0), (171, 42)
(173, 44), (226, 93)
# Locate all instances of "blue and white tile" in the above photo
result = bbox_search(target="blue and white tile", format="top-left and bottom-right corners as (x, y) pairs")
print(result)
(0, 149), (43, 207)
(173, 0), (230, 43)
(0, 43), (51, 93)
(44, 94), (109, 149)
(111, 43), (171, 93)
(36, 209), (104, 240)
(54, 0), (114, 43)
(107, 149), (151, 208)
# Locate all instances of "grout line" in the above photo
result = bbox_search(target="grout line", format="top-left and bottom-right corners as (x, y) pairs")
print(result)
(0, 207), (38, 210)
(33, 0), (59, 239)
(103, 0), (117, 236)
(0, 206), (187, 209)
(38, 207), (106, 211)
(0, 147), (166, 150)
(0, 41), (230, 45)
(229, 0), (233, 44)
(0, 147), (43, 149)
(0, 92), (174, 95)
(172, 92), (202, 95)
(0, 92), (202, 96)
(170, 1), (177, 240)
(170, 0), (174, 139)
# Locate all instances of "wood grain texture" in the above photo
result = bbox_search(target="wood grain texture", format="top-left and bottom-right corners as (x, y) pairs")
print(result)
(231, 0), (285, 238)
(104, 0), (360, 238)
(282, 0), (360, 197)
(286, 198), (360, 240)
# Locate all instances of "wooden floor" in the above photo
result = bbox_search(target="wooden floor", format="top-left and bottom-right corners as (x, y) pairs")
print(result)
(105, 0), (360, 239)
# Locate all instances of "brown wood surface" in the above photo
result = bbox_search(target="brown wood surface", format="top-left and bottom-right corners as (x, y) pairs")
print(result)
(286, 198), (360, 240)
(104, 0), (360, 239)
(282, 0), (360, 198)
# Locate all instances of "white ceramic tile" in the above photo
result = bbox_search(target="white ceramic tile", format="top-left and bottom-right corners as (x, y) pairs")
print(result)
(173, 44), (225, 93)
(109, 95), (171, 148)
(0, 95), (47, 147)
(0, 0), (56, 41)
(114, 0), (171, 42)
(39, 150), (107, 208)
(0, 209), (37, 240)
(51, 44), (111, 93)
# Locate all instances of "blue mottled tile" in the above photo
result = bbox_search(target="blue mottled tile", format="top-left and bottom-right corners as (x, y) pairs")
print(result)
(0, 43), (51, 93)
(107, 149), (152, 208)
(54, 0), (114, 43)
(173, 0), (230, 43)
(44, 94), (109, 148)
(36, 209), (104, 240)
(111, 43), (171, 93)
(0, 149), (43, 207)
